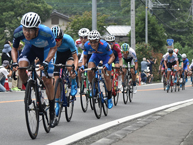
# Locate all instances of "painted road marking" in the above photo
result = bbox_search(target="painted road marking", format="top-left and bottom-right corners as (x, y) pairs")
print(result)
(0, 85), (192, 104)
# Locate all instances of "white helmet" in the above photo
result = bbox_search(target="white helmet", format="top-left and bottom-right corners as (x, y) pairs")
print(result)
(21, 12), (41, 28)
(88, 30), (100, 40)
(174, 48), (179, 54)
(105, 35), (115, 42)
(78, 28), (90, 37)
(182, 53), (187, 59)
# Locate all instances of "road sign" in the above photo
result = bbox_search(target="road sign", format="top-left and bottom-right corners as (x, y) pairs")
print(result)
(166, 39), (174, 46)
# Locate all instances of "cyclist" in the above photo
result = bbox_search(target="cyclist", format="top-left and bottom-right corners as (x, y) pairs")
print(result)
(105, 35), (123, 89)
(11, 12), (57, 128)
(51, 25), (78, 117)
(121, 43), (138, 94)
(173, 48), (183, 85)
(159, 55), (166, 76)
(76, 28), (91, 88)
(188, 59), (193, 82)
(164, 49), (178, 91)
(80, 30), (115, 109)
(182, 53), (189, 83)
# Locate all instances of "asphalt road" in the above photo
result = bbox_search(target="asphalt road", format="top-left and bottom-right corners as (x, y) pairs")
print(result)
(0, 82), (193, 145)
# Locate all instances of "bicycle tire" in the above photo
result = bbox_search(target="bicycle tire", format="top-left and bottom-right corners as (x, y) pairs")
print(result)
(129, 80), (133, 102)
(80, 78), (88, 112)
(65, 94), (74, 122)
(92, 78), (102, 119)
(24, 80), (39, 139)
(89, 81), (94, 110)
(54, 78), (63, 125)
(123, 75), (129, 104)
(42, 89), (50, 133)
(101, 80), (108, 116)
(163, 75), (166, 91)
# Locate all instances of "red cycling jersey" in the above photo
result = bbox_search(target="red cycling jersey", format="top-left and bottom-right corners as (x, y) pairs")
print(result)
(112, 43), (122, 58)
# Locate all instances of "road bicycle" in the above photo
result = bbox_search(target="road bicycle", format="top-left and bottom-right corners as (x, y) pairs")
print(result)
(54, 64), (76, 125)
(181, 70), (186, 90)
(79, 68), (93, 112)
(162, 70), (167, 91)
(85, 64), (108, 119)
(166, 67), (177, 93)
(122, 62), (133, 104)
(19, 60), (50, 139)
(111, 66), (120, 106)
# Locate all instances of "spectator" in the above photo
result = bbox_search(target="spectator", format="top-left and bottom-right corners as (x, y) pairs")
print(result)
(0, 60), (12, 92)
(2, 40), (12, 64)
(147, 57), (157, 83)
(141, 58), (150, 84)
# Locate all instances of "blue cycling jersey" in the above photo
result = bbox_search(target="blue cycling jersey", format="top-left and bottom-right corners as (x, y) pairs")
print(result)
(57, 34), (78, 55)
(183, 58), (189, 67)
(84, 40), (113, 56)
(13, 24), (56, 50)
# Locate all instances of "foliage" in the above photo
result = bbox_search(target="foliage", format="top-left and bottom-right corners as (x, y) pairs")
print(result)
(0, 0), (52, 51)
(64, 11), (109, 40)
(128, 11), (167, 52)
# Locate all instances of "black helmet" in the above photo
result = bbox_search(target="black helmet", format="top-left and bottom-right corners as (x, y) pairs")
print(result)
(168, 49), (173, 54)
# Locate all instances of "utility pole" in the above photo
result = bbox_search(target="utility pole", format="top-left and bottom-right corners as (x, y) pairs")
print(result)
(92, 0), (97, 30)
(145, 0), (148, 44)
(131, 0), (135, 49)
(192, 0), (193, 20)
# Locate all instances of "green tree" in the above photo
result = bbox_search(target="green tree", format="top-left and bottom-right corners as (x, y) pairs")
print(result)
(64, 11), (109, 40)
(128, 11), (167, 51)
(0, 0), (52, 51)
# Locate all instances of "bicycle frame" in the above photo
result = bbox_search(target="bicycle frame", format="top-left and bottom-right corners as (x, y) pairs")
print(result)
(111, 68), (119, 96)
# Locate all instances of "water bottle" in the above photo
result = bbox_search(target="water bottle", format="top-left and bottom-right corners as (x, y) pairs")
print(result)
(99, 81), (103, 92)
(128, 62), (130, 71)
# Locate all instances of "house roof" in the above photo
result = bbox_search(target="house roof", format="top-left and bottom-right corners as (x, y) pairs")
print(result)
(105, 25), (131, 36)
(51, 10), (70, 21)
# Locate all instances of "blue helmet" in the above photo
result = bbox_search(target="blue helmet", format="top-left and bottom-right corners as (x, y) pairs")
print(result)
(51, 25), (63, 39)
(121, 43), (129, 52)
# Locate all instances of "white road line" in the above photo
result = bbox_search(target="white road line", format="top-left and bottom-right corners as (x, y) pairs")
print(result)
(48, 99), (193, 145)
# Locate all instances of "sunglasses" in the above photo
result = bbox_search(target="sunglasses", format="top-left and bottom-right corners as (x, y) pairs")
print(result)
(123, 51), (129, 54)
(80, 36), (87, 39)
(90, 41), (98, 44)
(55, 38), (62, 42)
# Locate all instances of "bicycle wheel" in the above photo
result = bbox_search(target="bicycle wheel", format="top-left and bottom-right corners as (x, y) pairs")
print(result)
(24, 80), (39, 139)
(54, 78), (63, 125)
(129, 79), (133, 102)
(92, 78), (102, 119)
(65, 92), (74, 122)
(163, 75), (166, 91)
(123, 75), (129, 104)
(42, 89), (50, 133)
(100, 80), (108, 116)
(80, 78), (88, 112)
(182, 73), (186, 90)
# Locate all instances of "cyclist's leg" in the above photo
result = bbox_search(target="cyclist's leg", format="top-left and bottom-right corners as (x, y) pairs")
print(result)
(78, 51), (84, 87)
(102, 55), (113, 109)
(88, 53), (97, 84)
(42, 48), (56, 128)
(18, 44), (32, 86)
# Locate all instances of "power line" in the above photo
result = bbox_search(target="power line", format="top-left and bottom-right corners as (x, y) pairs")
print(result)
(139, 0), (189, 32)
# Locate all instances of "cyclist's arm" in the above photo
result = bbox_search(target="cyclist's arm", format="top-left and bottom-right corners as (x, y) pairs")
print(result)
(82, 54), (87, 66)
(135, 61), (138, 70)
(119, 57), (123, 66)
(164, 60), (167, 69)
(11, 47), (18, 63)
(107, 53), (115, 65)
(72, 53), (78, 71)
(45, 45), (57, 62)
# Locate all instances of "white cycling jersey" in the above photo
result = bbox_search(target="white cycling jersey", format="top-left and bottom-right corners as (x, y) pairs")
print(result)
(122, 47), (138, 66)
(164, 52), (178, 63)
(189, 62), (193, 70)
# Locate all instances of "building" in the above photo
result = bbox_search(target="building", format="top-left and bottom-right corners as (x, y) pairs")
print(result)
(42, 10), (70, 30)
(103, 25), (131, 42)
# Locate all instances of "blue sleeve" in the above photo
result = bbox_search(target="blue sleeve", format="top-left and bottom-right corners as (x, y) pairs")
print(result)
(105, 45), (113, 55)
(65, 35), (77, 55)
(45, 28), (56, 48)
(13, 26), (25, 49)
(83, 44), (88, 55)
